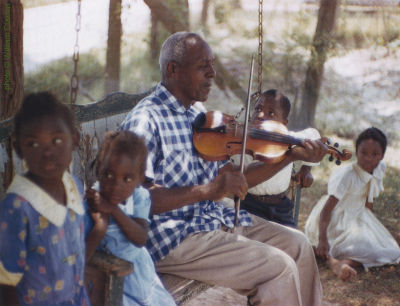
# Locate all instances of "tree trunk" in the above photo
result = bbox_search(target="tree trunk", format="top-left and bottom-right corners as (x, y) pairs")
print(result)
(148, 0), (188, 62)
(232, 0), (242, 9)
(144, 0), (188, 33)
(144, 0), (246, 101)
(104, 0), (122, 95)
(293, 0), (340, 129)
(150, 11), (160, 60)
(0, 0), (23, 192)
(0, 0), (23, 120)
(201, 0), (211, 28)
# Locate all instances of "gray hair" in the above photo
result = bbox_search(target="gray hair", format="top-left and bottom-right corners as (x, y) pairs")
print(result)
(159, 32), (203, 79)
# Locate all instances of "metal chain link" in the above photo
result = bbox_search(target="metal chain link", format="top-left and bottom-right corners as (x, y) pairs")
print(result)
(70, 0), (81, 105)
(257, 0), (263, 96)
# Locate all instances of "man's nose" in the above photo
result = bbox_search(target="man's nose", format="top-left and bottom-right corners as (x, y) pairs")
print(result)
(207, 63), (216, 78)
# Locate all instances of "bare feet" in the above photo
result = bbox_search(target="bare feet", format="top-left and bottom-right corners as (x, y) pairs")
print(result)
(328, 257), (357, 281)
(336, 263), (357, 281)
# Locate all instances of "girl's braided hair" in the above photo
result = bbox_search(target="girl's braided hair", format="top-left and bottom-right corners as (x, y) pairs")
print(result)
(94, 130), (147, 176)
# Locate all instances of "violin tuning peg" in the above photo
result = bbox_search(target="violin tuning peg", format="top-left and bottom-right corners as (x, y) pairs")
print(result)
(336, 159), (341, 165)
(326, 139), (331, 145)
(329, 155), (334, 162)
(334, 143), (339, 148)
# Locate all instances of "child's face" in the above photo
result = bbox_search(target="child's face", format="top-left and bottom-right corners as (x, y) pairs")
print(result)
(99, 153), (145, 206)
(356, 138), (384, 174)
(252, 96), (287, 125)
(17, 115), (78, 181)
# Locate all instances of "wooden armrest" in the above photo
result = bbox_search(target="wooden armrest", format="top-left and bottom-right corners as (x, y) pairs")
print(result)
(85, 251), (133, 306)
(87, 250), (133, 277)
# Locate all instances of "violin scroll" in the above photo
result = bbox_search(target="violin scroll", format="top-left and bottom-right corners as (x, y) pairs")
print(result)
(321, 137), (352, 165)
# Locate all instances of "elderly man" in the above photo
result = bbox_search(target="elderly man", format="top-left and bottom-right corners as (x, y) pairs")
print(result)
(120, 32), (326, 306)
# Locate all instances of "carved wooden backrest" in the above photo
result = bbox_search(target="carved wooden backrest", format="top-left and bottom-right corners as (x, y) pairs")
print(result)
(0, 89), (153, 196)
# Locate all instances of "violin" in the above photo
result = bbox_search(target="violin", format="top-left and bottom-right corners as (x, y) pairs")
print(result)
(192, 111), (352, 164)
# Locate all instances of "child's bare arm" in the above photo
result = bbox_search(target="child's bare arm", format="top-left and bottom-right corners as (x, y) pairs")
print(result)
(294, 165), (313, 188)
(85, 189), (109, 261)
(85, 211), (109, 261)
(0, 284), (19, 305)
(109, 208), (148, 246)
(317, 195), (339, 260)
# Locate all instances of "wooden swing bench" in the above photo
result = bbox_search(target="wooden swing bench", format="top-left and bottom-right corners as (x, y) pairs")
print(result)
(85, 250), (211, 306)
(0, 90), (302, 306)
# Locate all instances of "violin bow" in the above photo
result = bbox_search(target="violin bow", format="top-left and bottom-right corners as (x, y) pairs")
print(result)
(233, 55), (255, 231)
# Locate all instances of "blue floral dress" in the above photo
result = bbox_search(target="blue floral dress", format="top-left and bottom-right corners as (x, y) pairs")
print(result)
(0, 173), (90, 306)
(85, 185), (176, 306)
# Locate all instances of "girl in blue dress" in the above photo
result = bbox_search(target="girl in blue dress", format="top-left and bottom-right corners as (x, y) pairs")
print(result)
(0, 92), (90, 305)
(85, 130), (175, 306)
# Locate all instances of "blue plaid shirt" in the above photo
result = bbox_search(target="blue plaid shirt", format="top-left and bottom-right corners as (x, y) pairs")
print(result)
(120, 83), (252, 262)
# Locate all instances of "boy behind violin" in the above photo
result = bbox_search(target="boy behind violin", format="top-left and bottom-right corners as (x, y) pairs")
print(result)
(231, 89), (321, 227)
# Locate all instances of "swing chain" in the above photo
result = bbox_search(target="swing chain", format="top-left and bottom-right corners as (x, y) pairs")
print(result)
(70, 0), (82, 105)
(257, 0), (263, 97)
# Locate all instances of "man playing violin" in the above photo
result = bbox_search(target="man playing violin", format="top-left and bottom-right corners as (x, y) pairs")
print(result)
(120, 31), (328, 306)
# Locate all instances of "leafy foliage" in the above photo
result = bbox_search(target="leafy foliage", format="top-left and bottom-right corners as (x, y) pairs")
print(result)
(24, 52), (104, 104)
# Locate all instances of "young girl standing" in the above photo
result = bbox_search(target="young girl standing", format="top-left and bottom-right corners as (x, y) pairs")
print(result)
(85, 130), (175, 306)
(305, 127), (400, 281)
(0, 92), (90, 305)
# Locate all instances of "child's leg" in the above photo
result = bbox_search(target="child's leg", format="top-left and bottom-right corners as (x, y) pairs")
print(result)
(327, 257), (359, 281)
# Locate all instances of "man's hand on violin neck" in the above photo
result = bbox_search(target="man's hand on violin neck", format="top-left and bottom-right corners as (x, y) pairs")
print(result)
(291, 139), (329, 163)
(210, 171), (248, 201)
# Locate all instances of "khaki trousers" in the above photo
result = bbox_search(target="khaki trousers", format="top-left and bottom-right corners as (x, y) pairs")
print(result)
(156, 214), (322, 306)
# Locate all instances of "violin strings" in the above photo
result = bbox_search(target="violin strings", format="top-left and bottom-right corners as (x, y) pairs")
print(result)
(250, 128), (303, 146)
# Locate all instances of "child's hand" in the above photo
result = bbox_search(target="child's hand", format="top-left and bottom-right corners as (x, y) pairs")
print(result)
(90, 210), (109, 231)
(294, 166), (313, 188)
(316, 239), (330, 260)
(86, 188), (115, 214)
(365, 201), (374, 212)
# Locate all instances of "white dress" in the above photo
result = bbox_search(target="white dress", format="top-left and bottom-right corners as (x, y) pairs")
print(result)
(305, 161), (400, 268)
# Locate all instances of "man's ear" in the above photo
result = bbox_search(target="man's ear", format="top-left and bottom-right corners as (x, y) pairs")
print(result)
(166, 61), (179, 79)
(283, 118), (289, 126)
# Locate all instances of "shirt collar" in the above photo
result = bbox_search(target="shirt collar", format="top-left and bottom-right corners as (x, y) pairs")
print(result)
(156, 82), (193, 115)
(353, 160), (385, 183)
(353, 161), (386, 202)
(7, 172), (84, 227)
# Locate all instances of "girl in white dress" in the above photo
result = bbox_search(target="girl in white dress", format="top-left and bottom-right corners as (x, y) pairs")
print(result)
(305, 127), (400, 281)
